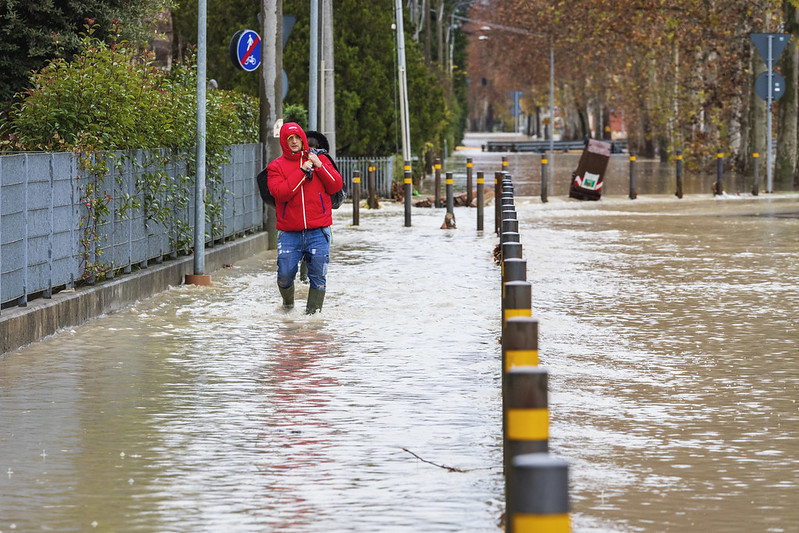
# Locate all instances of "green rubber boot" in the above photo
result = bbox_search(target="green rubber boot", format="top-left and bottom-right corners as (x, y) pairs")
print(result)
(306, 288), (325, 315)
(279, 285), (295, 310)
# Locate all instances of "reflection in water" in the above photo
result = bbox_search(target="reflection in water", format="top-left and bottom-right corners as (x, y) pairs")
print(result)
(2, 190), (798, 531)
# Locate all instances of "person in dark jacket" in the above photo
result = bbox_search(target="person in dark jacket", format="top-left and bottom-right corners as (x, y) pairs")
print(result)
(267, 122), (343, 314)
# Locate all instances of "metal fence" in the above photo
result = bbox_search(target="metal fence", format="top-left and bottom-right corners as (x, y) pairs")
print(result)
(336, 156), (396, 198)
(0, 144), (262, 310)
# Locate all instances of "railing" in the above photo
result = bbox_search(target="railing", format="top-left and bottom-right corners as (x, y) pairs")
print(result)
(336, 156), (396, 198)
(485, 138), (628, 154)
(0, 144), (263, 310)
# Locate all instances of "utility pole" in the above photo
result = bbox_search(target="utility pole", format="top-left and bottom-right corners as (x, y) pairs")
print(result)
(260, 0), (283, 249)
(395, 0), (412, 162)
(322, 0), (336, 158)
(187, 0), (210, 285)
(309, 0), (319, 131)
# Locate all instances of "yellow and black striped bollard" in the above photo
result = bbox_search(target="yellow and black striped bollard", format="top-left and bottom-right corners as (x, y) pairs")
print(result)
(511, 453), (570, 533)
(476, 171), (484, 231)
(466, 158), (474, 206)
(352, 169), (360, 226)
(434, 158), (442, 208)
(404, 161), (412, 226)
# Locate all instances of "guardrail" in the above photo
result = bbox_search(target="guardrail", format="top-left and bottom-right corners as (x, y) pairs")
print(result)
(0, 144), (262, 311)
(484, 138), (627, 154)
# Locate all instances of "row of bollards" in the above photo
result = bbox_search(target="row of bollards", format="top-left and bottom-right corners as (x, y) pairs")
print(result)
(498, 171), (571, 533)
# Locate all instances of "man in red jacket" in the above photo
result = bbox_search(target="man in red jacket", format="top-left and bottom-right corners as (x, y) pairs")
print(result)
(267, 122), (343, 314)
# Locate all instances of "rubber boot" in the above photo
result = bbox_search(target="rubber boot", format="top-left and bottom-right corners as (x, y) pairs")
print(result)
(306, 288), (325, 315)
(279, 285), (295, 310)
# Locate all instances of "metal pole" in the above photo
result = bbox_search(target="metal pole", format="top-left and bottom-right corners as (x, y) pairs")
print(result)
(309, 0), (319, 130)
(548, 43), (555, 196)
(628, 155), (636, 199)
(322, 0), (336, 157)
(675, 150), (683, 198)
(767, 35), (773, 193)
(715, 151), (723, 196)
(194, 0), (207, 277)
(395, 0), (412, 161)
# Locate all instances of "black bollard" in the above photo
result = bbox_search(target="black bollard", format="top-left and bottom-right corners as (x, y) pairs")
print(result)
(540, 154), (548, 203)
(466, 158), (474, 206)
(502, 282), (532, 341)
(495, 171), (502, 235)
(501, 241), (523, 262)
(404, 161), (412, 227)
(510, 453), (570, 533)
(675, 150), (683, 199)
(434, 158), (442, 208)
(368, 161), (378, 210)
(446, 171), (454, 215)
(752, 152), (760, 196)
(629, 155), (637, 200)
(352, 169), (360, 226)
(501, 257), (526, 299)
(477, 171), (485, 231)
(715, 151), (723, 196)
(502, 219), (519, 244)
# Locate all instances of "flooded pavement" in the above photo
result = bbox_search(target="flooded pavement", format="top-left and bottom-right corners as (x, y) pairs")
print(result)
(2, 166), (799, 530)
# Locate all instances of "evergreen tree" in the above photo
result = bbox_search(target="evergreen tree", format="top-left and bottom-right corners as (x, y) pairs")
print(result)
(0, 0), (170, 112)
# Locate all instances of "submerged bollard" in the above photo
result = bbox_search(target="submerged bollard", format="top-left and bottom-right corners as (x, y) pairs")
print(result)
(446, 171), (454, 215)
(434, 158), (442, 208)
(495, 171), (502, 235)
(502, 315), (538, 371)
(715, 151), (723, 196)
(629, 155), (637, 199)
(368, 161), (378, 209)
(501, 257), (526, 299)
(752, 152), (760, 196)
(502, 219), (519, 245)
(477, 171), (485, 231)
(502, 241), (523, 262)
(466, 158), (474, 206)
(511, 453), (570, 533)
(352, 169), (360, 226)
(404, 160), (412, 227)
(540, 154), (548, 203)
(501, 285), (532, 346)
(675, 150), (683, 199)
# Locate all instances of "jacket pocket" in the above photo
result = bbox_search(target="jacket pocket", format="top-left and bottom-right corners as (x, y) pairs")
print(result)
(319, 192), (327, 214)
(281, 203), (287, 218)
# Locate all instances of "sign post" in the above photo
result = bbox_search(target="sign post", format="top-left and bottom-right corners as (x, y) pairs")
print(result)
(750, 33), (790, 193)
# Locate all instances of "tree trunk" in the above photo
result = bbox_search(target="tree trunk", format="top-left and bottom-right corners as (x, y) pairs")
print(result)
(749, 43), (767, 190)
(776, 0), (799, 190)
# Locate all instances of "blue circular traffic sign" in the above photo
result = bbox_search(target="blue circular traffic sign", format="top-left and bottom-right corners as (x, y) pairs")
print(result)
(229, 29), (261, 72)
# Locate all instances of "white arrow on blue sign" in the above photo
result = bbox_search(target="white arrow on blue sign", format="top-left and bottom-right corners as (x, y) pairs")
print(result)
(230, 29), (261, 72)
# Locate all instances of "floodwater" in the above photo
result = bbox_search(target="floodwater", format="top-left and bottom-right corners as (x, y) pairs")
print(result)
(3, 148), (799, 531)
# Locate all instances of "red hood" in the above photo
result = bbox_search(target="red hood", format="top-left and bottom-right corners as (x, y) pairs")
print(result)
(279, 122), (308, 160)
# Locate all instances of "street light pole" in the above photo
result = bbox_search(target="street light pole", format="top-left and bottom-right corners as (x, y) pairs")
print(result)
(395, 0), (412, 162)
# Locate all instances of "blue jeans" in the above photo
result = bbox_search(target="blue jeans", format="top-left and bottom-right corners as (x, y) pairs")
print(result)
(276, 227), (331, 291)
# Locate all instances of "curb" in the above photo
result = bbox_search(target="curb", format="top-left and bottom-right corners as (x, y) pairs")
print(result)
(1, 232), (270, 356)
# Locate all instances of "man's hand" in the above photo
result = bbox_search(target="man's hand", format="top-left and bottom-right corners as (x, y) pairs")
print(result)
(308, 152), (323, 168)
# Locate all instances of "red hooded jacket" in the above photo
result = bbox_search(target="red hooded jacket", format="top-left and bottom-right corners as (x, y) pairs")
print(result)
(267, 122), (343, 231)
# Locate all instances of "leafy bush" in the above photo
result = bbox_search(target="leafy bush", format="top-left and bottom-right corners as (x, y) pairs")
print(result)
(3, 20), (259, 279)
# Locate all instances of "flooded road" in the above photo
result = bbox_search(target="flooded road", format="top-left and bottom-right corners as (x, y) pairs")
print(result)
(3, 163), (799, 530)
